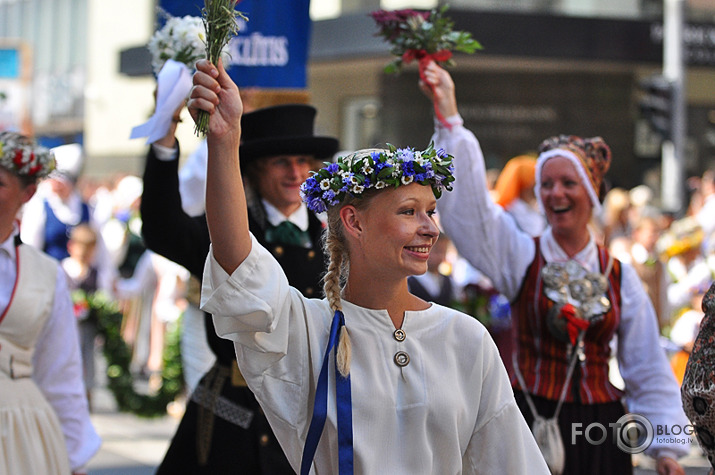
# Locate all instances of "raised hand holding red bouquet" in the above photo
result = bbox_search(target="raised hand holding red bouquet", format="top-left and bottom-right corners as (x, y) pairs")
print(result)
(370, 5), (481, 128)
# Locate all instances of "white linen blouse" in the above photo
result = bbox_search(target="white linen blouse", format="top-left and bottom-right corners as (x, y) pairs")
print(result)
(201, 234), (549, 474)
(430, 115), (690, 460)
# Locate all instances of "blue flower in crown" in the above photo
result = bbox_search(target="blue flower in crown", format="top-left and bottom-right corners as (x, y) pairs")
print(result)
(300, 142), (455, 213)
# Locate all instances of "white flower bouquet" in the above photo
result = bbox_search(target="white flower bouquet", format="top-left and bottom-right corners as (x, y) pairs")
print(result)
(147, 15), (206, 75)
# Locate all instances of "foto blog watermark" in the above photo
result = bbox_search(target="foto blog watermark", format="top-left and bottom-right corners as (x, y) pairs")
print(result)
(571, 413), (694, 454)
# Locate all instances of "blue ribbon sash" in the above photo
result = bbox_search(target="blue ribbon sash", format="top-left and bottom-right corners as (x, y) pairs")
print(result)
(300, 310), (354, 474)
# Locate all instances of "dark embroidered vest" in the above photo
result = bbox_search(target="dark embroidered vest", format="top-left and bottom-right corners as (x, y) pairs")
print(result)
(511, 237), (624, 404)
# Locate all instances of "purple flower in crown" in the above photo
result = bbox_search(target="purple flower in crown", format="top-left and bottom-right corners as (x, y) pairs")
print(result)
(309, 197), (327, 214)
(396, 147), (415, 163)
(322, 189), (338, 206)
(302, 176), (320, 193)
(401, 159), (416, 177)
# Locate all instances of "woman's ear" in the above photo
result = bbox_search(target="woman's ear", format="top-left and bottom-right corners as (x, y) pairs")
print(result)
(21, 183), (37, 205)
(340, 205), (363, 239)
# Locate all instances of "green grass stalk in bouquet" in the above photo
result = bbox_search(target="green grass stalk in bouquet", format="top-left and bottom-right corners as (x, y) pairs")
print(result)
(194, 0), (248, 136)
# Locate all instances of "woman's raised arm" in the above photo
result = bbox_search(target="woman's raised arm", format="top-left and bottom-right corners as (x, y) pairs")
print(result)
(187, 59), (250, 274)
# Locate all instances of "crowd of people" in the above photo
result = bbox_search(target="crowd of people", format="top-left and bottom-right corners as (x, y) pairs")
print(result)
(3, 56), (715, 474)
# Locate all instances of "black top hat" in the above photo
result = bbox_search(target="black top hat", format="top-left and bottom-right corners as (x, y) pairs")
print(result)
(239, 104), (339, 163)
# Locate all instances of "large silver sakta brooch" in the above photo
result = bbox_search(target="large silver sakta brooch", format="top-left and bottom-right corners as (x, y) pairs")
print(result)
(541, 260), (611, 349)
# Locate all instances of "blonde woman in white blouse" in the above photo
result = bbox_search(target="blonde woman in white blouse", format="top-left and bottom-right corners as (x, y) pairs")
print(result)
(187, 58), (549, 475)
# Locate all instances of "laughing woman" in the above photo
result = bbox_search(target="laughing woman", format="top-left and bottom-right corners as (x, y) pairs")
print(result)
(187, 59), (548, 474)
(418, 61), (688, 475)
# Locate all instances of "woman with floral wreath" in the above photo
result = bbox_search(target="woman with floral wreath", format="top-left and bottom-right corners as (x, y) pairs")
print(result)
(0, 131), (100, 475)
(418, 61), (688, 475)
(187, 58), (548, 474)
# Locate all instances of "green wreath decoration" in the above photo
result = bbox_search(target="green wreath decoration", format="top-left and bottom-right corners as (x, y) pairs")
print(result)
(77, 290), (184, 418)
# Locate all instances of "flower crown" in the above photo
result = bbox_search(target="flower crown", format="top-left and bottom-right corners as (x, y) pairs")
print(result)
(300, 143), (455, 214)
(0, 133), (55, 178)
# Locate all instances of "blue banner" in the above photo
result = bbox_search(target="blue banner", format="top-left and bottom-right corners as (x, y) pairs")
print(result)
(159, 0), (311, 88)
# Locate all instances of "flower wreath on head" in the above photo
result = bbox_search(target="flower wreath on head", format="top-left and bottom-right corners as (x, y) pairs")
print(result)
(300, 142), (455, 214)
(0, 134), (55, 178)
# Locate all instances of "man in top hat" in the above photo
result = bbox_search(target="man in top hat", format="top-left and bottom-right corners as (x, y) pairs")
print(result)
(20, 143), (115, 294)
(140, 102), (338, 474)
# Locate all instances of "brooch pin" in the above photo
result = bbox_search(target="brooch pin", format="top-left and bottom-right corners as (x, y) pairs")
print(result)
(542, 261), (611, 350)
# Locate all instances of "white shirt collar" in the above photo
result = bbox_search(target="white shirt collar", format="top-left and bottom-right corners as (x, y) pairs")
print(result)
(261, 199), (309, 231)
(540, 226), (600, 273)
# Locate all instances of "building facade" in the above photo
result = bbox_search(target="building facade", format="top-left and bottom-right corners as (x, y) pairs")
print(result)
(1, 0), (714, 205)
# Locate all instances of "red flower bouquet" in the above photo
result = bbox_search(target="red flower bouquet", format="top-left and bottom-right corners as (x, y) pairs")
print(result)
(370, 5), (481, 127)
(370, 6), (481, 74)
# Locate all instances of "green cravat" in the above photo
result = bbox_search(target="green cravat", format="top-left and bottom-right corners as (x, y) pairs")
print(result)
(265, 221), (311, 247)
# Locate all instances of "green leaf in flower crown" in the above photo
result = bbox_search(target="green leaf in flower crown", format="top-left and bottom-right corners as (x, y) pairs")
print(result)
(377, 166), (394, 179)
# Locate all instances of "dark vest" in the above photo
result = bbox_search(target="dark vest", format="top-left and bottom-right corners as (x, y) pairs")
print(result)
(511, 237), (623, 404)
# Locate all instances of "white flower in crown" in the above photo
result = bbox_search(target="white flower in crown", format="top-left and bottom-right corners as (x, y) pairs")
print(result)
(351, 184), (365, 194)
(414, 151), (427, 166)
(320, 179), (331, 190)
(401, 175), (414, 185)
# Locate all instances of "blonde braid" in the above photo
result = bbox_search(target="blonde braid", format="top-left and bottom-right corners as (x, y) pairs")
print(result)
(323, 209), (351, 377)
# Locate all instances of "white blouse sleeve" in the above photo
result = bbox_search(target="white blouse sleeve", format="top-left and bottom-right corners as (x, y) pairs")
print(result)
(431, 116), (535, 300)
(462, 330), (551, 474)
(201, 234), (328, 463)
(616, 262), (690, 459)
(32, 265), (101, 471)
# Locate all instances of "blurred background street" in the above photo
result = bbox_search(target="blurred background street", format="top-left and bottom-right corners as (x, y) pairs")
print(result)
(85, 354), (181, 475)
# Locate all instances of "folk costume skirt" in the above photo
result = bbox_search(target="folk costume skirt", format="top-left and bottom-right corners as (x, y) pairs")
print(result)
(0, 377), (70, 475)
(515, 390), (632, 475)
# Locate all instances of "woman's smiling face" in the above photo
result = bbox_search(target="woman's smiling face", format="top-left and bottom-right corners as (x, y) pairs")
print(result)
(539, 155), (593, 238)
(355, 183), (440, 280)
